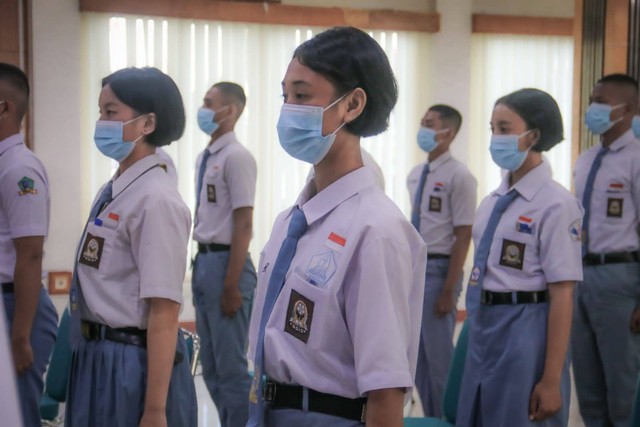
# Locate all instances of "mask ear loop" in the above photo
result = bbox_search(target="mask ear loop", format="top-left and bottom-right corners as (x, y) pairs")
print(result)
(122, 114), (149, 144)
(323, 90), (355, 136)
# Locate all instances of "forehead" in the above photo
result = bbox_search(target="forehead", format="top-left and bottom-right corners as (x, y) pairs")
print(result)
(204, 86), (224, 102)
(491, 103), (525, 124)
(282, 58), (334, 91)
(98, 84), (124, 106)
(423, 110), (441, 122)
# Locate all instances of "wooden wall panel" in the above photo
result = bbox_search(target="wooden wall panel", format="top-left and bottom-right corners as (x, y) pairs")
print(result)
(472, 14), (574, 36)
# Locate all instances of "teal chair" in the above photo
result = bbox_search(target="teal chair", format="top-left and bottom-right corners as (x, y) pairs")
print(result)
(404, 320), (470, 427)
(40, 308), (72, 423)
(632, 373), (640, 427)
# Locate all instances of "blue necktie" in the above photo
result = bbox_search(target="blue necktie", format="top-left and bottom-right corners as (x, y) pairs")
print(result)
(68, 181), (113, 348)
(194, 149), (211, 222)
(581, 147), (608, 255)
(466, 189), (519, 314)
(411, 164), (430, 230)
(247, 207), (308, 427)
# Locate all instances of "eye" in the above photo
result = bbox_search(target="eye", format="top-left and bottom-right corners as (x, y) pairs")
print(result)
(294, 93), (307, 101)
(281, 93), (288, 102)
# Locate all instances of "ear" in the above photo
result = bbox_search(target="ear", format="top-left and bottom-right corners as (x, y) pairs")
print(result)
(527, 129), (541, 149)
(0, 100), (11, 120)
(142, 113), (157, 135)
(343, 88), (367, 124)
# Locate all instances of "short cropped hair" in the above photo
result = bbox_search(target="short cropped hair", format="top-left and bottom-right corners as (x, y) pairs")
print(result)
(293, 26), (398, 137)
(597, 73), (639, 109)
(428, 104), (462, 136)
(212, 81), (246, 116)
(102, 67), (185, 147)
(0, 63), (30, 119)
(495, 88), (564, 152)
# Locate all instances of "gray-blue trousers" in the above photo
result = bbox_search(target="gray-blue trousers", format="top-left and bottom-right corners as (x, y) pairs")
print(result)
(192, 251), (256, 427)
(572, 262), (640, 427)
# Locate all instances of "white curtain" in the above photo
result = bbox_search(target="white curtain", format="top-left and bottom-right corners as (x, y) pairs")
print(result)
(469, 34), (575, 199)
(80, 13), (431, 257)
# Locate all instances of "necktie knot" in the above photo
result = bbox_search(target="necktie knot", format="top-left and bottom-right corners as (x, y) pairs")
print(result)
(287, 207), (308, 238)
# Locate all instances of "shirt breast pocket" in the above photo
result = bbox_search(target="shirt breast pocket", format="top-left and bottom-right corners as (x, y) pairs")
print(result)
(78, 221), (118, 276)
(602, 188), (630, 223)
(494, 230), (538, 273)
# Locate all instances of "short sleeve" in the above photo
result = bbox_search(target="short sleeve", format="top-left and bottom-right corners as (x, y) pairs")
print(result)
(344, 236), (421, 395)
(451, 168), (477, 227)
(1, 164), (49, 239)
(539, 196), (584, 284)
(225, 149), (257, 210)
(132, 194), (191, 303)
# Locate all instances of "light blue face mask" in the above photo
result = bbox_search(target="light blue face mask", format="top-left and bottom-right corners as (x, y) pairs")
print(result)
(276, 94), (347, 165)
(93, 116), (145, 162)
(197, 107), (220, 135)
(632, 116), (640, 139)
(417, 127), (448, 153)
(489, 130), (532, 172)
(585, 102), (625, 135)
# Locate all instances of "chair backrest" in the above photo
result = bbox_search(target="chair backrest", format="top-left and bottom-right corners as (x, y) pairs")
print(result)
(442, 320), (470, 423)
(632, 373), (640, 427)
(45, 308), (72, 402)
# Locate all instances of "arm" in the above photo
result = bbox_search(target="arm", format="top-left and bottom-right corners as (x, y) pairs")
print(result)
(366, 388), (405, 427)
(435, 225), (471, 317)
(529, 281), (574, 421)
(139, 297), (181, 427)
(11, 235), (45, 374)
(221, 206), (253, 317)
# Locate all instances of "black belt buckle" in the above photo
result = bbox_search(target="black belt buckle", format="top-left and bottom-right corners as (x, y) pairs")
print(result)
(1, 282), (14, 294)
(360, 403), (367, 423)
(264, 381), (277, 403)
(480, 290), (490, 305)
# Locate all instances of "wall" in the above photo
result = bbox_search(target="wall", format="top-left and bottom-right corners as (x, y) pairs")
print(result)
(473, 0), (574, 18)
(283, 0), (436, 12)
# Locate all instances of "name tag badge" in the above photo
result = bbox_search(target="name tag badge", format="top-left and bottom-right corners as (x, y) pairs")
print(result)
(499, 239), (525, 270)
(284, 289), (315, 343)
(429, 196), (442, 212)
(207, 184), (217, 203)
(607, 198), (623, 218)
(79, 232), (105, 269)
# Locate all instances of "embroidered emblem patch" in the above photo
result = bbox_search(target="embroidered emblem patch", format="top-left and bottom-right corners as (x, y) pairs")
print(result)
(79, 232), (105, 269)
(284, 290), (314, 343)
(17, 176), (37, 196)
(569, 219), (581, 242)
(159, 163), (168, 172)
(429, 196), (442, 212)
(207, 184), (217, 203)
(305, 251), (337, 287)
(607, 198), (623, 217)
(469, 266), (480, 285)
(499, 239), (525, 270)
(516, 216), (534, 234)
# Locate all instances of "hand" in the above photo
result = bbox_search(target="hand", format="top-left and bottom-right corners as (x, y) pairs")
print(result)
(630, 306), (640, 333)
(139, 408), (167, 427)
(434, 289), (455, 318)
(11, 336), (33, 375)
(529, 378), (562, 421)
(221, 285), (243, 317)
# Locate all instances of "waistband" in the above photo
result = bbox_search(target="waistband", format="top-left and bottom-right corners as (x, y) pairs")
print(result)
(198, 242), (231, 253)
(81, 321), (147, 347)
(583, 251), (639, 266)
(264, 380), (367, 423)
(2, 282), (14, 294)
(427, 254), (450, 260)
(481, 289), (549, 305)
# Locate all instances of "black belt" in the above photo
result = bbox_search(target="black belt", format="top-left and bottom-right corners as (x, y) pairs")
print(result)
(481, 290), (549, 305)
(583, 251), (640, 266)
(264, 381), (367, 423)
(81, 321), (147, 347)
(427, 254), (450, 260)
(198, 243), (231, 253)
(2, 282), (14, 294)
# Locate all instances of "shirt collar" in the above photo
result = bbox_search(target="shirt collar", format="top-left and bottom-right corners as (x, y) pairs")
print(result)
(496, 160), (552, 202)
(0, 133), (23, 156)
(604, 128), (635, 152)
(291, 167), (378, 226)
(428, 151), (452, 171)
(111, 153), (161, 198)
(207, 131), (236, 154)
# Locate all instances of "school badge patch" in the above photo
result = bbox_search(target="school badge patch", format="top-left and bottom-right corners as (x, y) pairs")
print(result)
(305, 251), (337, 287)
(207, 184), (217, 203)
(284, 290), (314, 344)
(607, 198), (623, 217)
(569, 219), (581, 242)
(469, 266), (480, 285)
(499, 239), (525, 270)
(17, 176), (37, 196)
(429, 196), (442, 212)
(79, 232), (105, 269)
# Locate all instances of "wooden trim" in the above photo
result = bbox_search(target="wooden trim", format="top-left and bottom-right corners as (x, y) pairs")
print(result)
(572, 0), (584, 169)
(456, 310), (467, 323)
(179, 320), (196, 333)
(603, 0), (629, 74)
(79, 0), (440, 33)
(21, 0), (32, 149)
(472, 14), (573, 36)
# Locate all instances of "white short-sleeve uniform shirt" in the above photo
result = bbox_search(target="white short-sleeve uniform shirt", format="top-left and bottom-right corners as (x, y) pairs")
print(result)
(407, 152), (477, 254)
(192, 132), (257, 245)
(306, 147), (385, 191)
(0, 134), (49, 283)
(473, 162), (583, 293)
(574, 129), (640, 253)
(248, 167), (427, 400)
(76, 154), (191, 329)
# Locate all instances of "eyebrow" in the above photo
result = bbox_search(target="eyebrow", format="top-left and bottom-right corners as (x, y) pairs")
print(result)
(102, 101), (118, 109)
(281, 80), (311, 87)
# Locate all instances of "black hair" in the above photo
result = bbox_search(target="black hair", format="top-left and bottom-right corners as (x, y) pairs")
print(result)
(0, 62), (29, 119)
(495, 88), (564, 152)
(293, 26), (398, 137)
(597, 73), (639, 108)
(102, 67), (185, 147)
(428, 104), (462, 135)
(212, 82), (246, 113)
